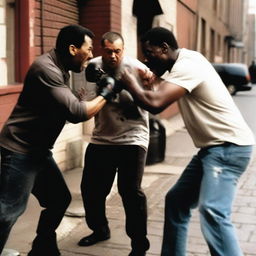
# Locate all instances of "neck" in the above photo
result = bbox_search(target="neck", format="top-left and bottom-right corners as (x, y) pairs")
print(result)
(172, 48), (180, 60)
(55, 49), (70, 72)
(168, 48), (180, 71)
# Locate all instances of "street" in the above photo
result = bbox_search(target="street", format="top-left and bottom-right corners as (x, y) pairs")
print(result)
(233, 84), (256, 135)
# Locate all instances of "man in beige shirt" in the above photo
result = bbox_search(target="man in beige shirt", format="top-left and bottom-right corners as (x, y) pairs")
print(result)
(121, 26), (254, 256)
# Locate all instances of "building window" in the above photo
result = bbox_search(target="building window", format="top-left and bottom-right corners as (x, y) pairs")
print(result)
(213, 0), (218, 12)
(0, 0), (20, 86)
(201, 18), (206, 56)
(0, 0), (7, 86)
(210, 28), (215, 62)
(6, 0), (15, 84)
(217, 33), (221, 55)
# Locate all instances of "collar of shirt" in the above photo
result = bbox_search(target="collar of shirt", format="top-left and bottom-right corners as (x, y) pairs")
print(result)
(49, 48), (70, 83)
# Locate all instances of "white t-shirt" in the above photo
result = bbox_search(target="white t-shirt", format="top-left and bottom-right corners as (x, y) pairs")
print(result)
(85, 56), (150, 151)
(162, 48), (255, 148)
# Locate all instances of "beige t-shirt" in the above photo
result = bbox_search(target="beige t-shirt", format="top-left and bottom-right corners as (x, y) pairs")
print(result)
(162, 48), (255, 148)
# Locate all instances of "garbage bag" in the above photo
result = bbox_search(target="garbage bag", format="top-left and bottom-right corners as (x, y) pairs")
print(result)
(146, 118), (166, 165)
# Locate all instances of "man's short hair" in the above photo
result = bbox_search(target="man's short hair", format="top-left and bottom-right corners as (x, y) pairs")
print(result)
(101, 31), (124, 47)
(141, 27), (179, 50)
(56, 24), (94, 55)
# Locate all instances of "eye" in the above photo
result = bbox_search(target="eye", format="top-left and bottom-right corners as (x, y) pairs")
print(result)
(145, 50), (153, 57)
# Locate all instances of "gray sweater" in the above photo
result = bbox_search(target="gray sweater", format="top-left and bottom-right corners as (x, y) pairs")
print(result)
(0, 49), (88, 154)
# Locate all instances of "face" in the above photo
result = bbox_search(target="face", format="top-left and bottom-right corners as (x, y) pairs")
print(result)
(70, 35), (93, 73)
(142, 41), (169, 77)
(101, 38), (124, 71)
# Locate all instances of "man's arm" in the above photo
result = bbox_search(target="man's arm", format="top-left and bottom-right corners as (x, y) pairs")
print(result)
(82, 95), (106, 119)
(49, 86), (107, 122)
(121, 68), (187, 114)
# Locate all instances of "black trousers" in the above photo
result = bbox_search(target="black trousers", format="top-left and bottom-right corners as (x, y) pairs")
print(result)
(81, 144), (149, 250)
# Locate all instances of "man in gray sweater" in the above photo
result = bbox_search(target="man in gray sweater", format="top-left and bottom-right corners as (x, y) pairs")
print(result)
(0, 24), (116, 256)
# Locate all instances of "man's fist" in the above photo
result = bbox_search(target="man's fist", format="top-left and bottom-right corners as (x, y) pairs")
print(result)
(98, 77), (116, 101)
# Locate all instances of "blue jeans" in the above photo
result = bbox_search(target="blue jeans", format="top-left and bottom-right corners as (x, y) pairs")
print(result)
(161, 143), (253, 256)
(0, 147), (71, 255)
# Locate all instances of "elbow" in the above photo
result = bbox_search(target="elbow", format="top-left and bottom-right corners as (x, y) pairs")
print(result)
(66, 118), (81, 124)
(66, 112), (88, 124)
(146, 104), (166, 115)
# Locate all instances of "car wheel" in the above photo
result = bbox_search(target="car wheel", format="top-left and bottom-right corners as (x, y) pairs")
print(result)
(227, 84), (236, 95)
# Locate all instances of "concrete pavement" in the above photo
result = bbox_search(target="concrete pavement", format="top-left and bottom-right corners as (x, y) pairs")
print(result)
(4, 114), (256, 256)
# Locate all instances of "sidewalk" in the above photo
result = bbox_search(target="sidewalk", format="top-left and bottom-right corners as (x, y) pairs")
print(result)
(5, 114), (256, 256)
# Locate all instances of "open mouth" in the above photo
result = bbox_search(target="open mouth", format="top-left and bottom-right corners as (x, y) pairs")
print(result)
(83, 61), (89, 68)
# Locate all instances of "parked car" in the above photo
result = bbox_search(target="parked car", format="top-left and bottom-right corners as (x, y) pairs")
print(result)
(249, 61), (256, 84)
(212, 63), (252, 95)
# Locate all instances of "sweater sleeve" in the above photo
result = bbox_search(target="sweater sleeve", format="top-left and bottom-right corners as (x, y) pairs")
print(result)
(35, 64), (89, 123)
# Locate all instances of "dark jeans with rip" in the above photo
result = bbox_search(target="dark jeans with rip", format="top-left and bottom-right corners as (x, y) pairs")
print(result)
(0, 147), (71, 255)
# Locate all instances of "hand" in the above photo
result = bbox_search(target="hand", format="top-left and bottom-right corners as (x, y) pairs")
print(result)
(137, 68), (156, 88)
(120, 67), (138, 88)
(121, 67), (155, 90)
(121, 67), (150, 91)
(85, 62), (106, 83)
(97, 76), (116, 101)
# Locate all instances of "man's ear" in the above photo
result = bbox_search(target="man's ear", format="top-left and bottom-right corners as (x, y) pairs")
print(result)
(69, 45), (77, 56)
(162, 42), (169, 53)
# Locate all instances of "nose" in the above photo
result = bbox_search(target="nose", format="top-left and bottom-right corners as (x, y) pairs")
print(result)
(89, 51), (93, 60)
(110, 52), (116, 59)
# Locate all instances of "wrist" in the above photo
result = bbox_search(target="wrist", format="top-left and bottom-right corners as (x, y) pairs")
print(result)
(99, 87), (115, 101)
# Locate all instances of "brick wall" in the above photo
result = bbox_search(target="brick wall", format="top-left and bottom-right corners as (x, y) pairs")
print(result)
(0, 85), (23, 130)
(0, 0), (86, 171)
(34, 0), (79, 55)
(79, 0), (121, 56)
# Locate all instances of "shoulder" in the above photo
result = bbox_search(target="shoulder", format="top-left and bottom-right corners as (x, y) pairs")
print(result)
(174, 49), (211, 75)
(178, 49), (206, 64)
(29, 52), (65, 86)
(162, 49), (208, 91)
(122, 56), (148, 70)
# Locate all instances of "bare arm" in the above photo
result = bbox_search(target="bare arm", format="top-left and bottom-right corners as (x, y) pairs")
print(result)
(121, 68), (187, 114)
(82, 95), (106, 119)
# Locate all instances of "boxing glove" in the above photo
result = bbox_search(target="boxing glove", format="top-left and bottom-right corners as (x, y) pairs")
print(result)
(98, 77), (116, 101)
(85, 62), (106, 83)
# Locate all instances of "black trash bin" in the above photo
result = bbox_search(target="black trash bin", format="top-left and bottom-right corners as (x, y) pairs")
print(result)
(146, 117), (166, 165)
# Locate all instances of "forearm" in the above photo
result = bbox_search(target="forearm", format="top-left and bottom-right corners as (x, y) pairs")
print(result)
(129, 88), (166, 114)
(124, 77), (186, 115)
(83, 95), (106, 119)
(123, 75), (166, 114)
